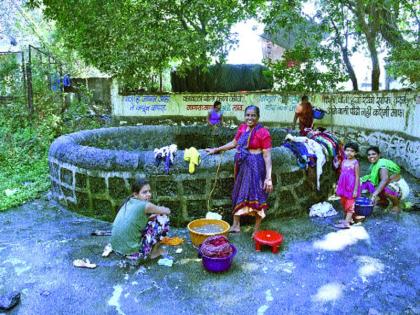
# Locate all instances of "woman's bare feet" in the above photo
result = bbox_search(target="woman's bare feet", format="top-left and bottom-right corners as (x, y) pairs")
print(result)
(229, 226), (241, 233)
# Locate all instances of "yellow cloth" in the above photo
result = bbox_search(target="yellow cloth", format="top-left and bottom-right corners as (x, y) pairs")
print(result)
(161, 236), (184, 246)
(184, 147), (201, 174)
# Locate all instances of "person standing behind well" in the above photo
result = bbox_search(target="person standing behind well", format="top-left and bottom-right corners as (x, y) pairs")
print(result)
(292, 95), (314, 136)
(206, 105), (273, 237)
(208, 100), (223, 126)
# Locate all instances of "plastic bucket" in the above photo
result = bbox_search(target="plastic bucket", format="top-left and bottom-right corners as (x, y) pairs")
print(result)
(200, 244), (237, 273)
(355, 197), (374, 216)
(187, 219), (230, 247)
(313, 108), (326, 119)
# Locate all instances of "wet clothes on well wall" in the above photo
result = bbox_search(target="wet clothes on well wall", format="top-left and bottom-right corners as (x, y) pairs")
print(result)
(154, 144), (177, 174)
(282, 141), (316, 169)
(184, 147), (201, 174)
(284, 134), (326, 190)
(306, 130), (344, 169)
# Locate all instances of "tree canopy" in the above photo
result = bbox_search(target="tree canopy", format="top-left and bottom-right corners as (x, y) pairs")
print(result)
(29, 0), (264, 90)
(263, 0), (419, 91)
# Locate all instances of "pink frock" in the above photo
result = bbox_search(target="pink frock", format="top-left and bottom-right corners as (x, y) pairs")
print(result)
(336, 160), (361, 199)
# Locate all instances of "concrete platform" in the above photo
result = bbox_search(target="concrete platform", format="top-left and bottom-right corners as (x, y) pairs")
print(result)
(0, 163), (419, 315)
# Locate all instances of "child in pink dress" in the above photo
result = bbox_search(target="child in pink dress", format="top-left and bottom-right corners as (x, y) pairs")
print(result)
(335, 142), (361, 229)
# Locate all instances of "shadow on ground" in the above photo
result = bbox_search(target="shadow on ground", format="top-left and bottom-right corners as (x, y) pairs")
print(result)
(0, 163), (419, 315)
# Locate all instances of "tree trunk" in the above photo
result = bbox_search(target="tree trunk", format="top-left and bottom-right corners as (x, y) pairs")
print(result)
(330, 17), (359, 90)
(341, 47), (358, 90)
(350, 0), (381, 90)
(367, 39), (380, 91)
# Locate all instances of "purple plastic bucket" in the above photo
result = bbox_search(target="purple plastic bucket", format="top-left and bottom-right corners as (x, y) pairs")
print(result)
(355, 197), (374, 216)
(200, 244), (237, 273)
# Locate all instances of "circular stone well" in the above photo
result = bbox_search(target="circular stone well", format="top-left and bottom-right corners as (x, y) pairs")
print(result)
(48, 125), (337, 225)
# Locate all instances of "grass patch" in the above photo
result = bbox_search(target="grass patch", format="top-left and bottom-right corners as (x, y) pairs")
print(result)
(0, 159), (50, 211)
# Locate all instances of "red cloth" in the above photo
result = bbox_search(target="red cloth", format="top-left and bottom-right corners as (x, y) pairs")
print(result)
(200, 235), (232, 258)
(234, 124), (272, 150)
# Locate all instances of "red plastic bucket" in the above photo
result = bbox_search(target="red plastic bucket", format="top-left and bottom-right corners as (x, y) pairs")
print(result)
(200, 244), (237, 273)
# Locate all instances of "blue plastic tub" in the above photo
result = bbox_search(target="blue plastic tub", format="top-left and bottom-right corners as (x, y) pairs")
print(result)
(313, 108), (326, 119)
(355, 197), (374, 216)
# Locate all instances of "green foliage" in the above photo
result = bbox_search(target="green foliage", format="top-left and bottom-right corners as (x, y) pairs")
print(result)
(171, 64), (273, 92)
(266, 44), (347, 92)
(263, 1), (348, 92)
(0, 54), (25, 98)
(0, 58), (105, 211)
(29, 0), (265, 90)
(264, 0), (419, 90)
(379, 0), (420, 86)
(386, 46), (420, 86)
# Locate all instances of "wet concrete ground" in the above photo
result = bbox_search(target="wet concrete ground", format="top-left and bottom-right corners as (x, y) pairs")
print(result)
(1, 162), (419, 315)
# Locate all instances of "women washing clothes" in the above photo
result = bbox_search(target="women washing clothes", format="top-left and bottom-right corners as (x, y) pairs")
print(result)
(105, 177), (171, 261)
(206, 105), (273, 238)
(361, 146), (410, 213)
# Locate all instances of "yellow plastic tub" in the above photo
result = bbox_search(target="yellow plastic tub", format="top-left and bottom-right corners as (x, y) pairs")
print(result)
(187, 218), (230, 247)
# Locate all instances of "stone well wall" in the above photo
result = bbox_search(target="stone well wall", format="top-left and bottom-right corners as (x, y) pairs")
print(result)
(49, 126), (337, 225)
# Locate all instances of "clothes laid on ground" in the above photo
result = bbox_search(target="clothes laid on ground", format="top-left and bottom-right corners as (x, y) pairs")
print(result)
(309, 202), (337, 217)
(184, 147), (201, 174)
(91, 230), (112, 236)
(232, 123), (272, 218)
(161, 236), (184, 246)
(154, 144), (177, 174)
(73, 258), (97, 269)
(336, 159), (361, 213)
(200, 235), (232, 258)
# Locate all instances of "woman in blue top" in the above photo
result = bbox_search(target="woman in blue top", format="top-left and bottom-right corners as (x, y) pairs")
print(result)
(109, 177), (171, 260)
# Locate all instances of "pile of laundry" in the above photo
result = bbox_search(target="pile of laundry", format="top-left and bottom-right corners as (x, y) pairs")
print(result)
(200, 235), (233, 258)
(282, 128), (344, 190)
(306, 129), (344, 169)
(309, 201), (338, 217)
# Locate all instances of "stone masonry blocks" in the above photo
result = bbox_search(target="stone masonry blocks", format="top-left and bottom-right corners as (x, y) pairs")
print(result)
(48, 126), (338, 225)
